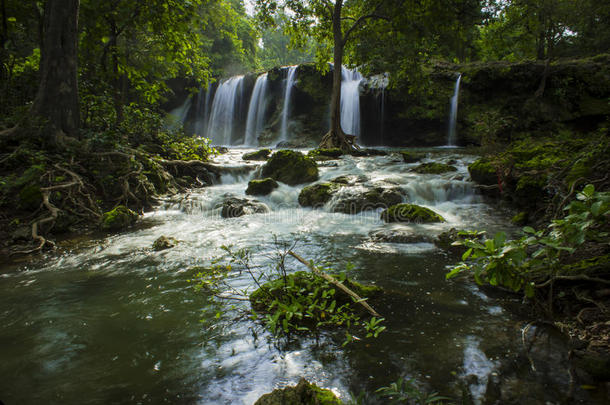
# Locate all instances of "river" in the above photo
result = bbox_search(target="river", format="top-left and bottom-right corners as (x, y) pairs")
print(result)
(0, 149), (593, 404)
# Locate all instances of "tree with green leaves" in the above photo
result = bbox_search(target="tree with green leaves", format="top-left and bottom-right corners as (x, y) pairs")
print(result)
(256, 0), (391, 151)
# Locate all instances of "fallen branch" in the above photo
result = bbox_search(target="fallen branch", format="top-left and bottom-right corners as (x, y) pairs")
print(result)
(288, 251), (381, 317)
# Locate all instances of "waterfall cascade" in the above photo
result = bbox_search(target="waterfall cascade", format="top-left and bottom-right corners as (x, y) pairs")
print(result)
(280, 66), (298, 142)
(193, 84), (215, 137)
(447, 74), (461, 146)
(340, 67), (363, 138)
(244, 73), (269, 146)
(207, 76), (245, 145)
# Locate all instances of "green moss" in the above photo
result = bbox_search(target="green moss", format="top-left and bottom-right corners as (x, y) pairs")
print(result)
(308, 148), (344, 159)
(381, 203), (445, 223)
(298, 182), (338, 207)
(468, 158), (497, 185)
(254, 378), (342, 405)
(152, 235), (178, 251)
(18, 184), (42, 211)
(511, 212), (529, 225)
(261, 150), (319, 186)
(246, 178), (279, 196)
(412, 162), (457, 174)
(399, 151), (425, 163)
(243, 149), (271, 161)
(101, 205), (139, 230)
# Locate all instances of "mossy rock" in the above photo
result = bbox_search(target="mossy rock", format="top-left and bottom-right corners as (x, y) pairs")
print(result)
(468, 158), (497, 185)
(152, 235), (179, 251)
(400, 151), (425, 163)
(308, 148), (344, 159)
(243, 149), (271, 161)
(101, 205), (139, 230)
(332, 187), (404, 215)
(412, 162), (457, 174)
(246, 178), (279, 196)
(254, 378), (341, 405)
(298, 183), (339, 207)
(261, 150), (319, 186)
(381, 203), (445, 223)
(220, 197), (270, 218)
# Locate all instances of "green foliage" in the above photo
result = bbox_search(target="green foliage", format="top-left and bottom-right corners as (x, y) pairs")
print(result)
(101, 205), (139, 230)
(193, 245), (385, 347)
(447, 185), (610, 298)
(158, 133), (216, 161)
(376, 377), (450, 404)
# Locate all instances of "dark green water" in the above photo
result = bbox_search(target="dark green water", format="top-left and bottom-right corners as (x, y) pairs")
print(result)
(0, 151), (601, 404)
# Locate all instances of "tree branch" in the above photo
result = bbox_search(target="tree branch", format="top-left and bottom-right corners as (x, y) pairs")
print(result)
(342, 13), (389, 46)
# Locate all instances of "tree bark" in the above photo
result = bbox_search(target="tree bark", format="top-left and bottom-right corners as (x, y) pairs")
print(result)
(30, 0), (80, 139)
(319, 0), (356, 151)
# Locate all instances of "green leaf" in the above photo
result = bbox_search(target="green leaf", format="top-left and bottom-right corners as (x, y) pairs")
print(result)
(523, 226), (536, 234)
(462, 248), (473, 261)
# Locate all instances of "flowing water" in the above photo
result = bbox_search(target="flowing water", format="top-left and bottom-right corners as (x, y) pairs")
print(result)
(244, 74), (268, 147)
(207, 76), (245, 145)
(447, 74), (461, 147)
(341, 67), (363, 139)
(279, 66), (298, 143)
(0, 150), (596, 404)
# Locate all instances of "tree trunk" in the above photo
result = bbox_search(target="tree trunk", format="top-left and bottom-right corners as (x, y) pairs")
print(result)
(318, 0), (356, 152)
(30, 0), (80, 139)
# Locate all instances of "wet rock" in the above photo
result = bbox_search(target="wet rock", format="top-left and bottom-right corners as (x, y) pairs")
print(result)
(254, 378), (341, 405)
(152, 236), (179, 251)
(332, 186), (404, 214)
(330, 174), (367, 185)
(369, 228), (433, 244)
(435, 228), (466, 254)
(400, 151), (425, 163)
(381, 203), (445, 223)
(242, 149), (271, 161)
(468, 158), (497, 185)
(101, 205), (139, 230)
(220, 197), (269, 218)
(308, 148), (344, 159)
(261, 150), (319, 185)
(246, 178), (279, 196)
(412, 162), (457, 174)
(298, 182), (339, 207)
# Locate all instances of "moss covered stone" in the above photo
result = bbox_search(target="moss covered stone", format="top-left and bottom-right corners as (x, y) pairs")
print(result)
(261, 150), (319, 185)
(101, 205), (139, 230)
(381, 203), (445, 223)
(308, 148), (344, 159)
(254, 378), (341, 405)
(468, 158), (497, 185)
(246, 178), (279, 196)
(18, 184), (43, 211)
(152, 235), (179, 251)
(412, 162), (457, 174)
(298, 183), (338, 207)
(400, 151), (425, 163)
(243, 149), (271, 161)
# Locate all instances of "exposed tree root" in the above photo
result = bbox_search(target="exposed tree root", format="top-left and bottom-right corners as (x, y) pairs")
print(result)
(318, 128), (360, 152)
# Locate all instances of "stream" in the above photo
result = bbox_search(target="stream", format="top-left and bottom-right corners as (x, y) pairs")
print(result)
(0, 149), (596, 404)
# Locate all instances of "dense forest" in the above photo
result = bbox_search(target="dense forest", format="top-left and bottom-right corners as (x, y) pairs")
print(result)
(0, 0), (609, 403)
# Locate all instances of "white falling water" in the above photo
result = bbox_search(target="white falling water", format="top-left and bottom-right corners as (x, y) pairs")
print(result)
(207, 76), (244, 145)
(280, 66), (298, 142)
(244, 73), (268, 146)
(194, 84), (214, 137)
(447, 74), (462, 146)
(341, 66), (363, 138)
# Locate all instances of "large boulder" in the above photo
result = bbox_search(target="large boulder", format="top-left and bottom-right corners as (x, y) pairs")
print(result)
(332, 186), (404, 214)
(412, 162), (457, 174)
(246, 178), (279, 196)
(101, 205), (139, 230)
(261, 150), (319, 185)
(220, 197), (269, 218)
(298, 182), (339, 207)
(381, 203), (445, 223)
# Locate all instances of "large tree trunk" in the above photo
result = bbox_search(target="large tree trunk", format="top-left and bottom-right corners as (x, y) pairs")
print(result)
(30, 0), (80, 139)
(318, 0), (357, 152)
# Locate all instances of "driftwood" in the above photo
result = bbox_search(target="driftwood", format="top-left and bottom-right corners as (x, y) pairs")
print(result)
(288, 251), (381, 317)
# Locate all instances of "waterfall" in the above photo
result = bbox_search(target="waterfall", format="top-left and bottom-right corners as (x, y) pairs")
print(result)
(341, 66), (363, 138)
(447, 74), (461, 146)
(279, 66), (298, 142)
(244, 73), (268, 146)
(193, 83), (215, 137)
(207, 76), (245, 145)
